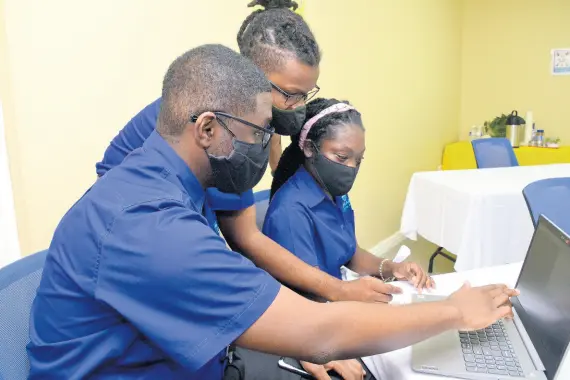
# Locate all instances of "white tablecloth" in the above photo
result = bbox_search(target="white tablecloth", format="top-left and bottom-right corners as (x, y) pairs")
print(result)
(400, 164), (570, 271)
(363, 262), (523, 380)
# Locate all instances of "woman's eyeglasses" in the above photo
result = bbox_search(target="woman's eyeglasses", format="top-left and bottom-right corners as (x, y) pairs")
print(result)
(270, 82), (320, 107)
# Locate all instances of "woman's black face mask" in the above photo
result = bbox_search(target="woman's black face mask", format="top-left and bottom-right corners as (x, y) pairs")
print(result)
(271, 105), (306, 136)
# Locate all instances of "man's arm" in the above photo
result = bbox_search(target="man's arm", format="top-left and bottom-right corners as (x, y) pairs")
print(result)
(237, 283), (516, 363)
(101, 207), (516, 370)
(217, 206), (400, 303)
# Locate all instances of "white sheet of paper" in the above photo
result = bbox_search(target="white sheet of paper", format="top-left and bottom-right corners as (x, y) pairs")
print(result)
(392, 245), (411, 263)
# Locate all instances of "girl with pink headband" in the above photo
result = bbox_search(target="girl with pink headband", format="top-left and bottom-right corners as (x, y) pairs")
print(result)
(266, 96), (433, 299)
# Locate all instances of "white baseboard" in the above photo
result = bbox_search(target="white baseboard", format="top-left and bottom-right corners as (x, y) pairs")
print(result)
(369, 231), (406, 258)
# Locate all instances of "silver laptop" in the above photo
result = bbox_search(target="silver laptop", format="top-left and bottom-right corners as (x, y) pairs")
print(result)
(411, 215), (570, 380)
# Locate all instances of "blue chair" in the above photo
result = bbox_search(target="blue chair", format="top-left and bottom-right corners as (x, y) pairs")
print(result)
(0, 250), (47, 380)
(254, 190), (271, 230)
(472, 138), (519, 169)
(523, 177), (570, 233)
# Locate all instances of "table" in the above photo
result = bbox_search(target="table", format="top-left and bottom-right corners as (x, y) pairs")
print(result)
(442, 141), (570, 171)
(363, 262), (523, 380)
(400, 164), (570, 271)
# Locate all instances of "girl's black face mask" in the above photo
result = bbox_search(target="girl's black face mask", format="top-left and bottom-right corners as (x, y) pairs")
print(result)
(309, 146), (359, 197)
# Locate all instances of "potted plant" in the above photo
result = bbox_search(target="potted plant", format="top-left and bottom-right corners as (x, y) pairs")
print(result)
(483, 114), (508, 137)
(545, 137), (561, 148)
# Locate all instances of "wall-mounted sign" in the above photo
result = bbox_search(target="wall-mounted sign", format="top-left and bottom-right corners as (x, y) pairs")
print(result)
(552, 48), (570, 75)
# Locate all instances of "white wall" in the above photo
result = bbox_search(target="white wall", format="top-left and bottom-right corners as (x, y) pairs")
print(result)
(0, 101), (21, 267)
(1, 0), (21, 266)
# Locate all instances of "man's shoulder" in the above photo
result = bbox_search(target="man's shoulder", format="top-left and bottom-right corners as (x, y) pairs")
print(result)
(93, 175), (188, 216)
(60, 172), (206, 275)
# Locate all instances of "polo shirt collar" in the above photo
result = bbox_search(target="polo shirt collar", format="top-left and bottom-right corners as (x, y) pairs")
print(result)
(143, 130), (205, 210)
(292, 166), (330, 208)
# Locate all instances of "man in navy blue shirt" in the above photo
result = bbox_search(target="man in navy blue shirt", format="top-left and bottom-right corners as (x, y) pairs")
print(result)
(29, 44), (518, 379)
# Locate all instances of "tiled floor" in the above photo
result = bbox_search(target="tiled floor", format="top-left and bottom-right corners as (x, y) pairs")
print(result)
(383, 236), (456, 275)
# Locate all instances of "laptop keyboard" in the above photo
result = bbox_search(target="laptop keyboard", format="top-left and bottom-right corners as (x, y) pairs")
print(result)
(459, 320), (524, 377)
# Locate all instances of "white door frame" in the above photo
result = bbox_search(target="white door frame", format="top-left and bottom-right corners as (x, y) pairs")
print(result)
(0, 100), (21, 267)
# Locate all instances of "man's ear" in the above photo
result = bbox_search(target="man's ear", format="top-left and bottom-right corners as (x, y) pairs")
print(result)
(193, 112), (217, 149)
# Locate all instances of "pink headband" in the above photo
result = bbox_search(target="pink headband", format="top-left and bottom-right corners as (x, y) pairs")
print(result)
(298, 103), (356, 149)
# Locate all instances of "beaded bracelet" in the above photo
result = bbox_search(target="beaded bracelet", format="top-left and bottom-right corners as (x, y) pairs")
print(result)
(379, 259), (395, 282)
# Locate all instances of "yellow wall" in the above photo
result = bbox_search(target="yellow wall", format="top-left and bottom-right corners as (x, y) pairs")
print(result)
(4, 0), (562, 254)
(304, 0), (463, 248)
(460, 0), (570, 141)
(2, 0), (253, 255)
(2, 0), (467, 254)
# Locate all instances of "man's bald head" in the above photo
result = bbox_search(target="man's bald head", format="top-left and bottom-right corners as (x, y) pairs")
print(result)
(157, 44), (271, 140)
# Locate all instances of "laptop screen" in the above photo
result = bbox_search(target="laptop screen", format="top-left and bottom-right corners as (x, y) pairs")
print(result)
(513, 216), (570, 379)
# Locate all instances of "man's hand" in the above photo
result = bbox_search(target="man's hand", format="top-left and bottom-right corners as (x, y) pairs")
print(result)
(301, 359), (365, 380)
(336, 276), (402, 303)
(447, 283), (519, 331)
(389, 261), (435, 291)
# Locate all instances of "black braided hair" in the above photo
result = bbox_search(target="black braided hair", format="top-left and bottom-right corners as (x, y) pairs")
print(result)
(237, 0), (321, 72)
(270, 98), (363, 199)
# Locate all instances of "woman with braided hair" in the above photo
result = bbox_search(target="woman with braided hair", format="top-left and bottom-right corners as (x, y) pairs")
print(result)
(237, 0), (321, 172)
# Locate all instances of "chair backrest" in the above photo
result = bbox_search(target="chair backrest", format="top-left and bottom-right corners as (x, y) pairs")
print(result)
(254, 190), (271, 231)
(0, 250), (47, 380)
(523, 177), (570, 233)
(471, 138), (519, 169)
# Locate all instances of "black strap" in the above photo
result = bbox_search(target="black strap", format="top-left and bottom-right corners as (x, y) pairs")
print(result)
(223, 345), (246, 380)
(220, 345), (237, 365)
